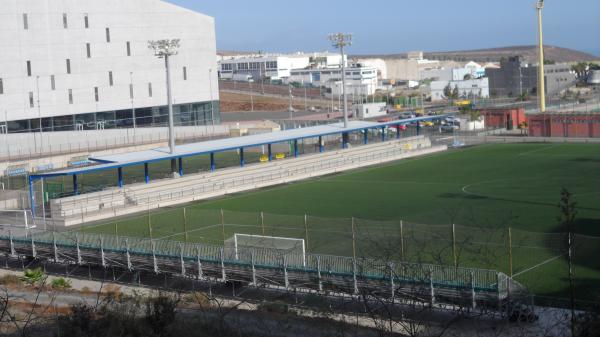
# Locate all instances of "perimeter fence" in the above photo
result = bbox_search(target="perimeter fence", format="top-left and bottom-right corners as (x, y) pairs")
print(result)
(78, 208), (600, 290)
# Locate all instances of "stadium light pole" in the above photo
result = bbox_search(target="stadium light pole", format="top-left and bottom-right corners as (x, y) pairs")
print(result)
(536, 0), (546, 113)
(149, 39), (180, 176)
(329, 33), (352, 129)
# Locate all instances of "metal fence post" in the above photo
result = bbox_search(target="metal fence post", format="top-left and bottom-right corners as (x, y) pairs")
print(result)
(152, 241), (158, 274)
(283, 255), (289, 290)
(471, 272), (476, 309)
(220, 247), (226, 282)
(180, 243), (186, 277)
(221, 209), (226, 244)
(126, 239), (132, 271)
(76, 233), (82, 265)
(452, 223), (458, 268)
(352, 258), (358, 295)
(100, 237), (106, 268)
(196, 246), (203, 280)
(260, 211), (265, 236)
(508, 227), (513, 278)
(183, 208), (188, 243)
(316, 255), (323, 292)
(9, 231), (15, 256)
(429, 267), (435, 307)
(251, 249), (257, 286)
(390, 262), (396, 301)
(30, 232), (36, 258)
(304, 214), (309, 253)
(53, 232), (58, 263)
(400, 220), (405, 261)
(497, 272), (502, 312)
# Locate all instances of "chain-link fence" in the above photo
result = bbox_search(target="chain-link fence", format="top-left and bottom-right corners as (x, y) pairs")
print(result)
(78, 208), (599, 295)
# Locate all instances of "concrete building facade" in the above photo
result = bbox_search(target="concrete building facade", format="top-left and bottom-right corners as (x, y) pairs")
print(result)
(430, 78), (490, 101)
(0, 0), (219, 134)
(287, 65), (379, 96)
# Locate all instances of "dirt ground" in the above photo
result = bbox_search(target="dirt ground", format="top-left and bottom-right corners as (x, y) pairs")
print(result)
(220, 91), (328, 112)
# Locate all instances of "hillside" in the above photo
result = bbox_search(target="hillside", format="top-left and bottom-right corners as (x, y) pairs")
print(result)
(356, 45), (599, 63)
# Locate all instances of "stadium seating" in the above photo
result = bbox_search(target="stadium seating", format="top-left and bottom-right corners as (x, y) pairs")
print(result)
(50, 136), (446, 226)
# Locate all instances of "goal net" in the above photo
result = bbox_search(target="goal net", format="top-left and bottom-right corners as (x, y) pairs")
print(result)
(224, 234), (306, 267)
(0, 210), (35, 229)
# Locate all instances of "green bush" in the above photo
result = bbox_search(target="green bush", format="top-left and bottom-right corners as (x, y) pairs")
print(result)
(51, 277), (72, 290)
(20, 268), (44, 286)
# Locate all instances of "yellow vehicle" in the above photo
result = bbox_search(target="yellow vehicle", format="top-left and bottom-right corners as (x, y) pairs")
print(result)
(454, 99), (472, 107)
(275, 153), (286, 160)
(259, 155), (269, 163)
(422, 121), (434, 127)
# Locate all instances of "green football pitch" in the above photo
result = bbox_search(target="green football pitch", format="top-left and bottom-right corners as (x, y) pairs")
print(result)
(80, 143), (600, 300)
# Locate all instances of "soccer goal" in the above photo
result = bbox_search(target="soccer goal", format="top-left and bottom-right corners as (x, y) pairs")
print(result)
(224, 234), (306, 267)
(0, 210), (36, 229)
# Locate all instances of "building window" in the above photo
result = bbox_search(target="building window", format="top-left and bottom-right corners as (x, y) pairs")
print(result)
(108, 71), (113, 86)
(86, 43), (91, 58)
(148, 83), (152, 97)
(94, 87), (99, 102)
(29, 92), (34, 108)
(66, 59), (71, 74)
(105, 28), (110, 43)
(183, 66), (187, 80)
(68, 89), (73, 104)
(26, 61), (32, 77)
(84, 14), (89, 28)
(23, 14), (28, 30)
(126, 41), (131, 56)
(50, 75), (55, 90)
(0, 78), (4, 94)
(62, 13), (68, 29)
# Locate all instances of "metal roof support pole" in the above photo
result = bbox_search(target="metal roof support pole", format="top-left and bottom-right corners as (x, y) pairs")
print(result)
(342, 132), (348, 149)
(52, 232), (58, 263)
(9, 230), (15, 257)
(210, 153), (216, 171)
(318, 136), (324, 153)
(179, 243), (186, 277)
(267, 144), (272, 161)
(73, 174), (78, 195)
(152, 241), (158, 274)
(396, 125), (401, 139)
(126, 240), (132, 271)
(196, 246), (203, 280)
(471, 272), (477, 309)
(178, 158), (184, 177)
(293, 140), (299, 158)
(416, 122), (421, 136)
(283, 255), (289, 290)
(251, 250), (257, 286)
(31, 233), (36, 258)
(144, 163), (150, 184)
(100, 237), (106, 268)
(316, 255), (322, 292)
(363, 129), (368, 145)
(381, 126), (386, 142)
(239, 148), (245, 167)
(429, 267), (435, 308)
(117, 167), (123, 188)
(219, 247), (226, 282)
(76, 234), (82, 265)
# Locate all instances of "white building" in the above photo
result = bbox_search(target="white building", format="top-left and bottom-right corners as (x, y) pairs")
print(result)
(287, 65), (379, 96)
(0, 0), (219, 133)
(353, 102), (387, 119)
(218, 52), (345, 81)
(421, 61), (486, 82)
(430, 78), (490, 101)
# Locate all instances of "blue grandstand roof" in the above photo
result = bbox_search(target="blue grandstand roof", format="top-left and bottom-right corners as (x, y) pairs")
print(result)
(31, 116), (445, 179)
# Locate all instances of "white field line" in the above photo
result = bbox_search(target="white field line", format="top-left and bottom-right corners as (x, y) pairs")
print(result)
(517, 144), (561, 157)
(513, 253), (566, 279)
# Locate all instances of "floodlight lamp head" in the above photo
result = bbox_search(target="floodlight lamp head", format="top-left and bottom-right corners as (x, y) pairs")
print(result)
(148, 39), (180, 58)
(536, 0), (544, 10)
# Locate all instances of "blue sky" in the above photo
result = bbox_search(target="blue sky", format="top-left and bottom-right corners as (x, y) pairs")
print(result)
(171, 0), (600, 56)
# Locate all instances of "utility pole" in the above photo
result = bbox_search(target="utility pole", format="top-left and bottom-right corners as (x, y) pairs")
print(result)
(329, 33), (352, 128)
(536, 0), (546, 112)
(149, 39), (180, 176)
(288, 84), (294, 120)
(130, 72), (136, 129)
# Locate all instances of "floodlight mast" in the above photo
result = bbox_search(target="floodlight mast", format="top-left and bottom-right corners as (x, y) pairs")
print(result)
(329, 33), (352, 129)
(149, 39), (180, 175)
(536, 0), (546, 113)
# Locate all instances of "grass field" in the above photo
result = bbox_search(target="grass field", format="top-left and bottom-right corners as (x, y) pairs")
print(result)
(80, 143), (600, 300)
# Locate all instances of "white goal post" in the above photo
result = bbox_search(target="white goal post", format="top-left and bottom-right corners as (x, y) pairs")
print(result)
(225, 234), (306, 267)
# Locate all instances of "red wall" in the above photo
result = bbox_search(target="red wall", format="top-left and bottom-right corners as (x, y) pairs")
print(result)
(528, 114), (600, 138)
(480, 108), (526, 130)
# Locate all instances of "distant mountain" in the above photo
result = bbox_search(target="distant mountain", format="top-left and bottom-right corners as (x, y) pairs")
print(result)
(355, 45), (600, 64)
